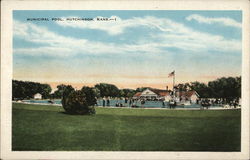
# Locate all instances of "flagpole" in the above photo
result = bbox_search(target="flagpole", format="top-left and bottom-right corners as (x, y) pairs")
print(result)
(168, 71), (175, 99)
(173, 73), (175, 91)
(173, 72), (175, 98)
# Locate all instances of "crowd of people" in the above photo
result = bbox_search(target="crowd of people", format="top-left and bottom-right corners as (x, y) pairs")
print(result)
(99, 97), (148, 108)
(97, 97), (241, 109)
(199, 98), (240, 109)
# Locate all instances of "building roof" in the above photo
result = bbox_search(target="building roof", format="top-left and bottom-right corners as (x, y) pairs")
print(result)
(178, 90), (198, 97)
(133, 92), (142, 97)
(150, 89), (170, 96)
(133, 88), (199, 98)
(134, 88), (171, 97)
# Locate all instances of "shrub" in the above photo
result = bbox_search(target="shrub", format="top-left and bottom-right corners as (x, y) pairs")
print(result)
(81, 86), (97, 106)
(62, 90), (96, 115)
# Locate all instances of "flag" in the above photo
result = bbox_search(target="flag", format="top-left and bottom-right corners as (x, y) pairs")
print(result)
(168, 71), (175, 77)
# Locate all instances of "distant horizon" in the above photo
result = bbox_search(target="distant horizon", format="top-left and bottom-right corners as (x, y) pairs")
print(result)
(13, 74), (241, 91)
(13, 10), (242, 90)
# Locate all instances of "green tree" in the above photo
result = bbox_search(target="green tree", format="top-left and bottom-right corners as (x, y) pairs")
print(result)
(176, 83), (191, 92)
(12, 80), (25, 99)
(94, 83), (120, 97)
(189, 81), (211, 98)
(81, 86), (97, 106)
(135, 87), (148, 92)
(40, 84), (52, 99)
(235, 76), (241, 98)
(62, 90), (96, 115)
(208, 76), (241, 102)
(54, 84), (74, 99)
(12, 80), (52, 100)
(92, 87), (101, 98)
(120, 89), (136, 98)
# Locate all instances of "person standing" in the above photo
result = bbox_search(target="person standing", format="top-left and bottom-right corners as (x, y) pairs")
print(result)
(162, 101), (165, 108)
(141, 99), (145, 108)
(102, 97), (105, 107)
(125, 98), (128, 103)
(107, 98), (110, 107)
(129, 99), (132, 107)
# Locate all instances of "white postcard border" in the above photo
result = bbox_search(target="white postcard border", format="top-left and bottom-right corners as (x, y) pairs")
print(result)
(1, 0), (249, 159)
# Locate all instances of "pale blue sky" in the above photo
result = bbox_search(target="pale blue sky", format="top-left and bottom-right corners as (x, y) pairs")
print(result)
(13, 10), (242, 89)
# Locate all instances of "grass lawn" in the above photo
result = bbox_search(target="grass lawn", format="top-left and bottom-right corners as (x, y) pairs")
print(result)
(12, 103), (241, 151)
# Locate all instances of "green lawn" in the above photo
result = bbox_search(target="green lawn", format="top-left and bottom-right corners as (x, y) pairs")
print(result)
(12, 103), (241, 151)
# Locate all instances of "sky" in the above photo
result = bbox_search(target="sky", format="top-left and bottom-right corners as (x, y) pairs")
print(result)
(13, 10), (242, 90)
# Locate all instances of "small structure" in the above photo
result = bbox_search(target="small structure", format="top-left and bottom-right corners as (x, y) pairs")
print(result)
(140, 88), (159, 100)
(176, 90), (199, 104)
(33, 93), (42, 99)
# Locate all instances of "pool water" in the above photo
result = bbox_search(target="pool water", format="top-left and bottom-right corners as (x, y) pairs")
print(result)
(21, 99), (223, 109)
(96, 99), (223, 108)
(23, 99), (62, 105)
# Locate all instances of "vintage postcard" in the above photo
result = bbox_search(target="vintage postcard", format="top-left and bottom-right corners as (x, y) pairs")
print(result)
(1, 0), (250, 159)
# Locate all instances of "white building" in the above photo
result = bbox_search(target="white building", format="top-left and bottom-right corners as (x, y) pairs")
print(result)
(133, 88), (171, 100)
(133, 88), (199, 104)
(33, 93), (42, 99)
(176, 91), (199, 104)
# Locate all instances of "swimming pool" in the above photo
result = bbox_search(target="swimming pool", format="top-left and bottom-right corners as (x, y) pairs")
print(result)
(21, 99), (223, 109)
(23, 99), (62, 105)
(96, 99), (224, 108)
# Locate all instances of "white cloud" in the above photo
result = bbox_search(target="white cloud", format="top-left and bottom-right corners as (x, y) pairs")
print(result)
(55, 15), (241, 53)
(186, 14), (241, 28)
(14, 20), (128, 56)
(13, 47), (73, 57)
(56, 16), (173, 35)
(13, 15), (241, 58)
(57, 16), (126, 35)
(14, 20), (168, 57)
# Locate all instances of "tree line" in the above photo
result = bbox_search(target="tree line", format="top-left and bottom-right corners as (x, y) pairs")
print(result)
(50, 83), (137, 99)
(12, 76), (241, 101)
(176, 76), (241, 102)
(12, 80), (52, 99)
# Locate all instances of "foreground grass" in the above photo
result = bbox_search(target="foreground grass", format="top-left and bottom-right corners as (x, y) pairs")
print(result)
(12, 103), (241, 151)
